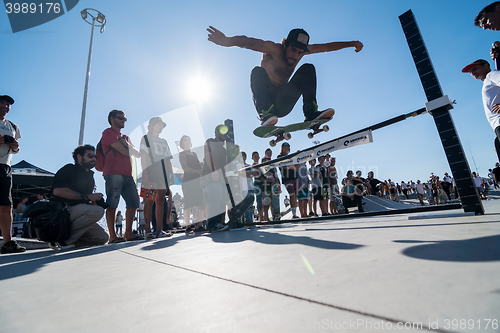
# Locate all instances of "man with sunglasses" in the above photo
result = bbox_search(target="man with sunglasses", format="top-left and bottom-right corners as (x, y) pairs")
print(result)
(101, 110), (142, 242)
(49, 145), (109, 249)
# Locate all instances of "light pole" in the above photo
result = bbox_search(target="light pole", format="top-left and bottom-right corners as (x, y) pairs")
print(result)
(79, 8), (106, 146)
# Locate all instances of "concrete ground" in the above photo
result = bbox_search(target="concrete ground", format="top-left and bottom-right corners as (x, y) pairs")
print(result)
(1, 191), (499, 333)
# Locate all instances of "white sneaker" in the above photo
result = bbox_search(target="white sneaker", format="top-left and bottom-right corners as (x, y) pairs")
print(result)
(156, 230), (173, 238)
(145, 232), (156, 240)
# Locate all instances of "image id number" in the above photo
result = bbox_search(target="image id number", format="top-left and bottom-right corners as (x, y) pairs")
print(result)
(443, 319), (498, 330)
(5, 3), (61, 14)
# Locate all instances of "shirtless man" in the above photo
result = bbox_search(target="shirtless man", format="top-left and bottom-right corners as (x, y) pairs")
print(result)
(207, 26), (363, 126)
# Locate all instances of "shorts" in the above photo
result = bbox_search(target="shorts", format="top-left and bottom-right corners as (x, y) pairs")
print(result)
(311, 186), (324, 201)
(261, 183), (272, 206)
(283, 179), (299, 196)
(104, 174), (140, 209)
(297, 187), (309, 200)
(476, 186), (485, 193)
(0, 164), (13, 206)
(144, 162), (170, 189)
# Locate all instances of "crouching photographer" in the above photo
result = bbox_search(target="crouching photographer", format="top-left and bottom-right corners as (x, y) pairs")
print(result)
(46, 145), (109, 250)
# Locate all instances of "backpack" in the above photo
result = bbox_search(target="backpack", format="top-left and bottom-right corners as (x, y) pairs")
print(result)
(95, 139), (112, 172)
(22, 201), (71, 243)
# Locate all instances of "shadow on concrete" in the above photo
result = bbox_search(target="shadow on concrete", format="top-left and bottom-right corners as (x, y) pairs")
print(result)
(284, 220), (500, 233)
(136, 227), (363, 252)
(395, 235), (500, 262)
(0, 241), (142, 281)
(207, 228), (363, 250)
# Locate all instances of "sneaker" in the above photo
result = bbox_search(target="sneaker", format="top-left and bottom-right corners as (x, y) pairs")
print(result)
(210, 222), (230, 233)
(1, 240), (26, 254)
(259, 106), (278, 126)
(304, 107), (335, 122)
(48, 242), (75, 251)
(308, 212), (315, 216)
(260, 114), (278, 126)
(194, 225), (206, 233)
(185, 226), (194, 235)
(292, 215), (300, 219)
(322, 213), (332, 217)
(156, 230), (173, 238)
(145, 232), (156, 240)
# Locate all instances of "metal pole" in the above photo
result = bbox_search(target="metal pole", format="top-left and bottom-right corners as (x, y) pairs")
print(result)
(79, 17), (95, 146)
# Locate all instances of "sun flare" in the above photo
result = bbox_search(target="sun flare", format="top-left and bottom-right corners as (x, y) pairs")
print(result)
(186, 76), (212, 103)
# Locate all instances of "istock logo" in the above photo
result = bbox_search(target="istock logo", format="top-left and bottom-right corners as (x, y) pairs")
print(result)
(3, 0), (79, 32)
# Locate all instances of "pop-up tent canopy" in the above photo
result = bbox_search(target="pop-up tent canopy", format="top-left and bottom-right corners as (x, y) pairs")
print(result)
(11, 160), (54, 204)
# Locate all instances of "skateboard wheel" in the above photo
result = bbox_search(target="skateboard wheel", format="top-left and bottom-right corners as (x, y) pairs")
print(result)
(270, 139), (276, 147)
(307, 132), (314, 139)
(323, 125), (329, 132)
(284, 132), (292, 140)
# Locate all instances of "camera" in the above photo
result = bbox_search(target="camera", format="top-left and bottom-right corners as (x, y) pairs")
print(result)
(96, 198), (109, 209)
(3, 135), (15, 144)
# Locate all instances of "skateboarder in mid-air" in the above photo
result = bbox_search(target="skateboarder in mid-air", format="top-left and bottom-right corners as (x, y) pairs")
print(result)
(207, 26), (363, 126)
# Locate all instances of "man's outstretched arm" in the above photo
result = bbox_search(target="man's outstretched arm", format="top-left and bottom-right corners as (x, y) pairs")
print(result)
(308, 41), (363, 54)
(207, 26), (279, 54)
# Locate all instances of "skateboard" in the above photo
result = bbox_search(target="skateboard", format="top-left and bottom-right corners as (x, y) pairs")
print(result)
(253, 109), (334, 147)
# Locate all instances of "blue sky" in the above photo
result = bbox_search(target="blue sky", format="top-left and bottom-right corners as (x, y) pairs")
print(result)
(2, 0), (499, 202)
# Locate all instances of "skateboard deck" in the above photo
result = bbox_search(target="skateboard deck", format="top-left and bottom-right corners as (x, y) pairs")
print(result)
(253, 108), (334, 147)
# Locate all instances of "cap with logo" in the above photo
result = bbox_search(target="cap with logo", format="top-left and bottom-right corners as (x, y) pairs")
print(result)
(286, 28), (310, 52)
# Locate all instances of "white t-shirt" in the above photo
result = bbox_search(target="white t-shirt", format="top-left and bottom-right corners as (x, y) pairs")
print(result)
(310, 167), (322, 188)
(482, 71), (500, 130)
(474, 176), (483, 188)
(0, 119), (21, 165)
(415, 183), (425, 195)
(244, 163), (254, 191)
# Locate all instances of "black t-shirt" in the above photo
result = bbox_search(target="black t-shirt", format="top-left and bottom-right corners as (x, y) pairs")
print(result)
(50, 163), (95, 206)
(493, 167), (500, 182)
(318, 166), (329, 186)
(368, 177), (381, 191)
(202, 138), (227, 176)
(277, 154), (297, 182)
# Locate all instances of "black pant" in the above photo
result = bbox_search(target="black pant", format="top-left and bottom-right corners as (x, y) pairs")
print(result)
(441, 182), (451, 200)
(228, 193), (255, 227)
(342, 195), (364, 213)
(495, 126), (500, 163)
(250, 63), (317, 117)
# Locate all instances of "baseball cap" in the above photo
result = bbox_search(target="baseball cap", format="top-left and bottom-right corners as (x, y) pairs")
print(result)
(0, 95), (14, 104)
(148, 116), (166, 128)
(461, 59), (489, 73)
(286, 28), (310, 52)
(281, 142), (290, 148)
